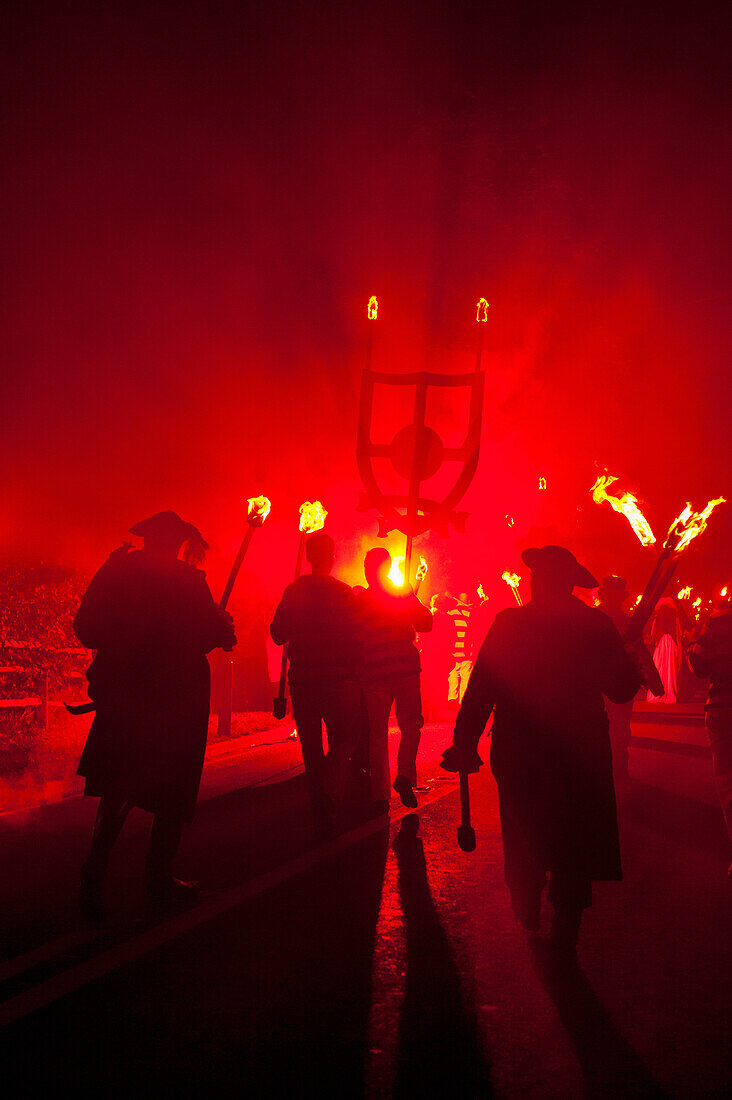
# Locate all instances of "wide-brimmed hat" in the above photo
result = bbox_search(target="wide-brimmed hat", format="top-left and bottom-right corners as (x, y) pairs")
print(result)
(521, 545), (598, 589)
(129, 510), (208, 548)
(597, 575), (628, 601)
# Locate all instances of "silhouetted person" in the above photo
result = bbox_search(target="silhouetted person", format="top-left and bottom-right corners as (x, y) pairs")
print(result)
(420, 595), (454, 722)
(597, 575), (636, 792)
(356, 548), (433, 811)
(442, 545), (641, 955)
(647, 597), (682, 703)
(74, 511), (236, 921)
(688, 597), (732, 872)
(446, 591), (473, 711)
(269, 531), (360, 836)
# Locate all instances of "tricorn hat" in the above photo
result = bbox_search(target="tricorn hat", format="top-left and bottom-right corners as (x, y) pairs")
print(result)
(129, 510), (208, 548)
(521, 545), (598, 589)
(597, 575), (628, 601)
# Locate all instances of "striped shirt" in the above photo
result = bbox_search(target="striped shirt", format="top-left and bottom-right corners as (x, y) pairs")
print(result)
(447, 603), (472, 661)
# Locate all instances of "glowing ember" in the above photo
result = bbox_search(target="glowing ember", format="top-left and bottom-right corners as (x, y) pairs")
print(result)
(505, 514), (515, 527)
(677, 586), (692, 600)
(693, 597), (702, 608)
(722, 586), (728, 598)
(389, 557), (405, 587)
(476, 297), (489, 322)
(367, 295), (378, 320)
(246, 495), (271, 526)
(665, 496), (726, 554)
(477, 583), (486, 601)
(538, 476), (547, 491)
(298, 500), (327, 533)
(590, 473), (656, 546)
(416, 556), (428, 582)
(634, 595), (643, 606)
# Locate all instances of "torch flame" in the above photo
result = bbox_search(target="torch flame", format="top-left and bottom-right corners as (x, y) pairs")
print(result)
(505, 514), (515, 527)
(476, 298), (489, 322)
(722, 586), (728, 598)
(389, 557), (405, 587)
(477, 583), (486, 601)
(298, 500), (327, 534)
(246, 495), (271, 526)
(590, 473), (657, 547)
(367, 295), (378, 320)
(665, 496), (726, 554)
(538, 476), (547, 491)
(502, 571), (521, 589)
(416, 556), (428, 582)
(677, 586), (692, 600)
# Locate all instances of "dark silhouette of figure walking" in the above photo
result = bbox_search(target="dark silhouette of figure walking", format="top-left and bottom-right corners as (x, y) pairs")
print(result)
(356, 548), (433, 812)
(442, 545), (641, 954)
(74, 511), (236, 921)
(269, 531), (361, 836)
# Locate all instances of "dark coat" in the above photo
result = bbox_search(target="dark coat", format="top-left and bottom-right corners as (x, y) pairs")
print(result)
(453, 596), (640, 881)
(74, 545), (231, 819)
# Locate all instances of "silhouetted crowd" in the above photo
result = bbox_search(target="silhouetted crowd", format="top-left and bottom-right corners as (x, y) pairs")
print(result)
(65, 510), (732, 955)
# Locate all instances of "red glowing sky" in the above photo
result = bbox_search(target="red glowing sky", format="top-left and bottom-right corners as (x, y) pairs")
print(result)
(2, 1), (730, 601)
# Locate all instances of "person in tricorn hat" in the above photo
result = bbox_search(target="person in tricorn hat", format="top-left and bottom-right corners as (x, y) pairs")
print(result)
(441, 545), (642, 955)
(73, 510), (236, 920)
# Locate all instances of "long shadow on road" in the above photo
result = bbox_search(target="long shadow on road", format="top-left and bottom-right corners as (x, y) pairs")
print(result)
(392, 813), (493, 1098)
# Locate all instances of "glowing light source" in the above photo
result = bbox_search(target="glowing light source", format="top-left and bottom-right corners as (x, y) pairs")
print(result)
(367, 295), (378, 320)
(538, 476), (547, 491)
(416, 556), (428, 582)
(590, 473), (656, 546)
(677, 586), (692, 600)
(476, 298), (489, 322)
(477, 583), (486, 601)
(389, 557), (405, 587)
(722, 586), (728, 598)
(502, 571), (523, 607)
(505, 514), (515, 527)
(299, 500), (327, 534)
(692, 597), (702, 609)
(665, 497), (726, 554)
(246, 495), (271, 526)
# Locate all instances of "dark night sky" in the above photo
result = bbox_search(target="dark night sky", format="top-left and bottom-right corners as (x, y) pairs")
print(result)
(2, 1), (730, 601)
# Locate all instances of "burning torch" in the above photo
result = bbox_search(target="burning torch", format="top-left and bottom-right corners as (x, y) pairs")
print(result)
(414, 556), (428, 595)
(273, 500), (328, 719)
(502, 571), (523, 607)
(624, 496), (726, 644)
(590, 473), (656, 547)
(219, 496), (271, 610)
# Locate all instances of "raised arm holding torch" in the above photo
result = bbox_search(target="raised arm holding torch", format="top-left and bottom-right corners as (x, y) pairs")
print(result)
(219, 495), (271, 610)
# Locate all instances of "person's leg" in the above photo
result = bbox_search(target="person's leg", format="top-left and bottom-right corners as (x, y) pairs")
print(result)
(322, 679), (360, 805)
(145, 813), (196, 905)
(290, 681), (332, 832)
(497, 788), (545, 932)
(363, 683), (395, 804)
(547, 871), (592, 953)
(393, 673), (423, 806)
(80, 795), (133, 921)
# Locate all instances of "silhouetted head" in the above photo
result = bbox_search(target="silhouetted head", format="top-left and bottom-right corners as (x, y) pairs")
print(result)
(597, 575), (628, 608)
(522, 545), (597, 601)
(364, 547), (391, 589)
(306, 531), (335, 575)
(130, 510), (208, 561)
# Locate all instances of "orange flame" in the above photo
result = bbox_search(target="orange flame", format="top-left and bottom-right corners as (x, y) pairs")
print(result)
(505, 514), (515, 527)
(538, 476), (547, 491)
(298, 500), (327, 534)
(722, 586), (728, 598)
(367, 295), (378, 320)
(246, 495), (271, 526)
(416, 556), (428, 582)
(502, 571), (523, 606)
(476, 297), (489, 322)
(389, 557), (405, 587)
(590, 474), (656, 546)
(477, 583), (486, 601)
(665, 496), (726, 554)
(677, 586), (692, 600)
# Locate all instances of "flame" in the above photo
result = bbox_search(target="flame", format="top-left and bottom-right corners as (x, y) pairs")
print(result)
(693, 597), (702, 608)
(590, 474), (656, 546)
(634, 595), (643, 606)
(502, 571), (521, 589)
(416, 556), (428, 582)
(677, 586), (692, 600)
(389, 557), (405, 587)
(505, 514), (515, 527)
(298, 500), (327, 534)
(367, 295), (378, 320)
(665, 496), (726, 554)
(477, 583), (486, 601)
(538, 476), (547, 491)
(722, 586), (728, 598)
(246, 495), (271, 526)
(476, 297), (489, 322)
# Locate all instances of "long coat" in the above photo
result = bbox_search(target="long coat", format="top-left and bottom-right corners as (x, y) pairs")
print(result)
(454, 595), (640, 882)
(74, 546), (231, 820)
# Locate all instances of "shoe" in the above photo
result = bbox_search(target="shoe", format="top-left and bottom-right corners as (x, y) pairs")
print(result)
(393, 776), (418, 809)
(79, 865), (105, 925)
(146, 874), (200, 910)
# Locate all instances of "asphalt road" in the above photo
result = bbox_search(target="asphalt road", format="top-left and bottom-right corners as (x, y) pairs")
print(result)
(1, 720), (730, 1097)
